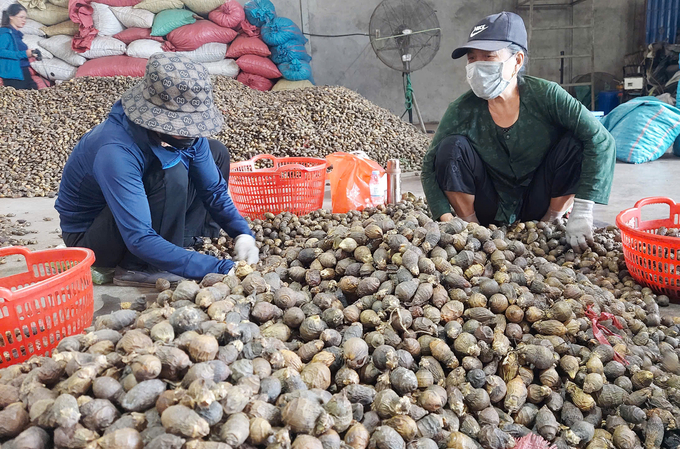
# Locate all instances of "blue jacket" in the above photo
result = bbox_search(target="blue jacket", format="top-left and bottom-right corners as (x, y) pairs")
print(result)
(55, 101), (253, 279)
(0, 27), (28, 80)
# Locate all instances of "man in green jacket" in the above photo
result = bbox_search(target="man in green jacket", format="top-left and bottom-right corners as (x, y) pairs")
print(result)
(421, 12), (615, 251)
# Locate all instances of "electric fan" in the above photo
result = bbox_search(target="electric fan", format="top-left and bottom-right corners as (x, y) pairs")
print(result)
(369, 0), (441, 132)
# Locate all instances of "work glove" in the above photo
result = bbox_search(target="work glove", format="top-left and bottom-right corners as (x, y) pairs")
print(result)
(234, 234), (259, 265)
(566, 198), (594, 252)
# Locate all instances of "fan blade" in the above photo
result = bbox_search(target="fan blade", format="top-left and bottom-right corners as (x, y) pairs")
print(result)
(369, 0), (441, 72)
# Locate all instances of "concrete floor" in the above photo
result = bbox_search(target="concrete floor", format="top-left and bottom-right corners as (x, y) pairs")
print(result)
(2, 154), (680, 319)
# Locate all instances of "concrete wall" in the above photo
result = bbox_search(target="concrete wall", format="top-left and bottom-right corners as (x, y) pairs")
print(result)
(515, 0), (646, 87)
(251, 0), (646, 123)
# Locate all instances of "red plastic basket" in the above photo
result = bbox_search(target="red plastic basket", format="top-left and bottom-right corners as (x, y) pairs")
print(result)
(229, 154), (328, 220)
(0, 246), (95, 366)
(616, 197), (680, 301)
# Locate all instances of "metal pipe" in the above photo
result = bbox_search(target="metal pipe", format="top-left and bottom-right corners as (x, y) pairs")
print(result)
(386, 159), (401, 205)
(412, 91), (427, 134)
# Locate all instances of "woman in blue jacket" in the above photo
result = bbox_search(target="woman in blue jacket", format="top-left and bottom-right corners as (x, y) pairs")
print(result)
(0, 3), (37, 89)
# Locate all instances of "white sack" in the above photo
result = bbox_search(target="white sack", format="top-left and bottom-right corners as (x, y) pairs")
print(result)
(39, 35), (86, 66)
(31, 57), (77, 80)
(91, 2), (125, 36)
(80, 36), (126, 59)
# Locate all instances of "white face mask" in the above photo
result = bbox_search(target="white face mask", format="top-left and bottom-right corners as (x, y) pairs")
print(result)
(466, 55), (516, 100)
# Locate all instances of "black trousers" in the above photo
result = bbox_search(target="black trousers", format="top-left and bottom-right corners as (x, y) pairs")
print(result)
(434, 133), (583, 226)
(62, 139), (230, 270)
(2, 67), (38, 90)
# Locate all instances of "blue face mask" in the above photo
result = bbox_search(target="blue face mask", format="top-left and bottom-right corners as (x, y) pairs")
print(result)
(466, 55), (516, 100)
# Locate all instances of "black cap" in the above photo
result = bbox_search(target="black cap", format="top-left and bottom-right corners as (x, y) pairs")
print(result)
(451, 12), (528, 59)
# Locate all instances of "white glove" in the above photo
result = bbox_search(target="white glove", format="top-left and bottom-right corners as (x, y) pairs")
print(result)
(234, 234), (259, 265)
(566, 198), (594, 252)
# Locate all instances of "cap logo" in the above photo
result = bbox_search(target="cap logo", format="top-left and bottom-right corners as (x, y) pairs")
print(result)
(470, 24), (488, 37)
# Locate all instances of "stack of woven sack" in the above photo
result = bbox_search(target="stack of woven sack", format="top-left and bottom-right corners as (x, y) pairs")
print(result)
(0, 0), (314, 90)
(66, 0), (242, 79)
(245, 0), (313, 91)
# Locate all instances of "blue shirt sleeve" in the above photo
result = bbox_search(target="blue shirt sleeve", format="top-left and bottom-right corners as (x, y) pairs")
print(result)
(0, 32), (27, 60)
(92, 144), (234, 279)
(188, 139), (254, 238)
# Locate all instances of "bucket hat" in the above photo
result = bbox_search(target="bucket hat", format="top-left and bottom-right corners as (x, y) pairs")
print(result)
(451, 12), (527, 59)
(121, 53), (223, 138)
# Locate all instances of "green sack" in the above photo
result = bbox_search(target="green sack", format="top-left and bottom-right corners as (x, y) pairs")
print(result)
(151, 8), (196, 37)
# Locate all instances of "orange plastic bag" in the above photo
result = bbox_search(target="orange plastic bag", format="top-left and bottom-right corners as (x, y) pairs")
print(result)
(326, 152), (386, 214)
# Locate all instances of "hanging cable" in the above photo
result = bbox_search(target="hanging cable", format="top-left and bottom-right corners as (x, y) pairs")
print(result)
(301, 32), (369, 37)
(402, 72), (413, 122)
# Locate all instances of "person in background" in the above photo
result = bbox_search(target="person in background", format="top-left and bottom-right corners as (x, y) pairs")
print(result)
(0, 3), (38, 90)
(55, 53), (259, 287)
(421, 12), (616, 251)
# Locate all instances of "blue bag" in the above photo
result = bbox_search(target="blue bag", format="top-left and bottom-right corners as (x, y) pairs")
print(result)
(261, 17), (308, 46)
(601, 96), (680, 164)
(270, 41), (312, 64)
(244, 0), (276, 27)
(278, 59), (313, 82)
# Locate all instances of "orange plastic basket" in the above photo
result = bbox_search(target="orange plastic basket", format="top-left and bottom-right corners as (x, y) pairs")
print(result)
(0, 246), (95, 366)
(229, 154), (328, 220)
(616, 197), (680, 300)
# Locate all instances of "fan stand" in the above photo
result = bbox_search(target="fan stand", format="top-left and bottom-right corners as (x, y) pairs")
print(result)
(402, 70), (427, 134)
(399, 35), (427, 134)
(411, 91), (426, 134)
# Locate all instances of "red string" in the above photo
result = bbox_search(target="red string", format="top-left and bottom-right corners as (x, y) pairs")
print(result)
(585, 304), (629, 365)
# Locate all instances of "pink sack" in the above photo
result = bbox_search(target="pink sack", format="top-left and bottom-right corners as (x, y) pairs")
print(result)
(237, 72), (273, 91)
(114, 27), (165, 45)
(28, 66), (52, 89)
(239, 18), (259, 37)
(226, 36), (270, 58)
(69, 0), (98, 52)
(208, 0), (245, 29)
(236, 54), (281, 79)
(75, 55), (148, 77)
(166, 20), (238, 52)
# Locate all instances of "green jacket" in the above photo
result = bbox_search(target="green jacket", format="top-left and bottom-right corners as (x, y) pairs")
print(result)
(421, 76), (616, 222)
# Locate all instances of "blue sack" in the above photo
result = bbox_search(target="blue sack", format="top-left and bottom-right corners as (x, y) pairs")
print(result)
(261, 17), (308, 46)
(278, 59), (313, 82)
(601, 96), (680, 164)
(270, 41), (312, 64)
(244, 0), (276, 27)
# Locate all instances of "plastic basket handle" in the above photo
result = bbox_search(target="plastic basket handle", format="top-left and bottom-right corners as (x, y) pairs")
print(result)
(634, 196), (677, 209)
(0, 247), (27, 300)
(250, 154), (279, 169)
(250, 154), (328, 173)
(277, 160), (329, 173)
(0, 246), (32, 259)
(634, 196), (678, 224)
